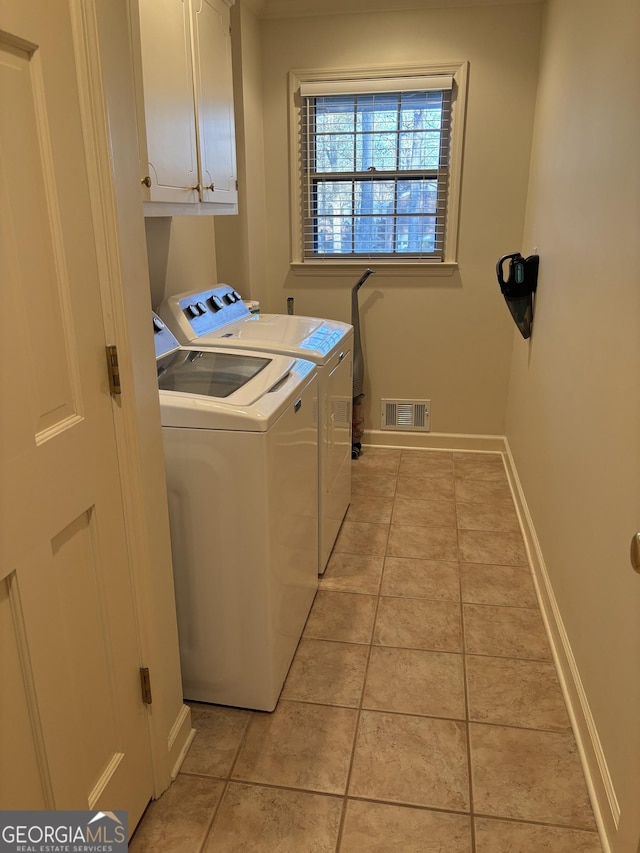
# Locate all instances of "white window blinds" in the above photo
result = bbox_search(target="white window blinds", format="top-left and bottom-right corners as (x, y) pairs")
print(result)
(299, 75), (454, 97)
(299, 75), (454, 261)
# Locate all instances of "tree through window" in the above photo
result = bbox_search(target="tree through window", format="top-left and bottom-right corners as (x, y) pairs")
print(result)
(299, 75), (454, 260)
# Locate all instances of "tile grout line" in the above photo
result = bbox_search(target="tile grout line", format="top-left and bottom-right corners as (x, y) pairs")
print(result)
(195, 709), (255, 853)
(237, 694), (570, 736)
(472, 811), (603, 833)
(176, 770), (601, 836)
(454, 458), (478, 853)
(343, 453), (473, 847)
(333, 464), (396, 853)
(299, 633), (553, 667)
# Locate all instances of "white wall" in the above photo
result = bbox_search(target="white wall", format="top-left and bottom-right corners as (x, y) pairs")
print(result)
(214, 1), (269, 306)
(251, 3), (542, 436)
(505, 0), (640, 847)
(149, 2), (542, 437)
(145, 216), (218, 309)
(137, 1), (640, 843)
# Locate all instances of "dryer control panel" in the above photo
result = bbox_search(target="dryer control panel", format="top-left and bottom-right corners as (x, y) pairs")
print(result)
(157, 285), (354, 365)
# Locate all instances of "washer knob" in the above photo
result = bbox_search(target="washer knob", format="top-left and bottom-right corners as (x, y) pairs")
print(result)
(197, 301), (207, 314)
(186, 304), (200, 318)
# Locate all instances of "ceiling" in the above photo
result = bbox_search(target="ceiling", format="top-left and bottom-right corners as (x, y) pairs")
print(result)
(242, 0), (543, 19)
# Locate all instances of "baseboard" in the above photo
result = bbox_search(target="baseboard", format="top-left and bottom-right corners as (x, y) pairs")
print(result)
(167, 702), (195, 782)
(503, 438), (616, 853)
(363, 429), (507, 452)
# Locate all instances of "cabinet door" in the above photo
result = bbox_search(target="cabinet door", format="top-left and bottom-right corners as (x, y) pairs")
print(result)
(138, 0), (199, 203)
(191, 0), (238, 206)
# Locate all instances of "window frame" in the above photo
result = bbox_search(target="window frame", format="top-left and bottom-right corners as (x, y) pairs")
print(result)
(288, 62), (468, 275)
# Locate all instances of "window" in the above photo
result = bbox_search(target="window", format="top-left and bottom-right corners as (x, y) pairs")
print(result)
(290, 65), (467, 268)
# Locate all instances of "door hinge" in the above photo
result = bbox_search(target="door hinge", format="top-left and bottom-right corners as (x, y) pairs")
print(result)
(106, 345), (121, 396)
(139, 667), (152, 705)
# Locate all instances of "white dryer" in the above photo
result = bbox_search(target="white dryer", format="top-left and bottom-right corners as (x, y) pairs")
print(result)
(153, 315), (318, 712)
(158, 285), (353, 572)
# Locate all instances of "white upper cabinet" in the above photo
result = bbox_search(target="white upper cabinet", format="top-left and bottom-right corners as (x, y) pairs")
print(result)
(134, 0), (238, 215)
(192, 0), (238, 206)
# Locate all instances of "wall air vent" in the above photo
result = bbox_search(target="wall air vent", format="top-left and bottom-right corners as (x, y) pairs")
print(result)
(381, 399), (431, 432)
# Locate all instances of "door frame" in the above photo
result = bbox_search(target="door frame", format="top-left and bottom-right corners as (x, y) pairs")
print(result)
(71, 0), (194, 799)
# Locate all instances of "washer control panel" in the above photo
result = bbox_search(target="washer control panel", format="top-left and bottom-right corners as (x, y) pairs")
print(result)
(152, 312), (181, 359)
(172, 284), (248, 339)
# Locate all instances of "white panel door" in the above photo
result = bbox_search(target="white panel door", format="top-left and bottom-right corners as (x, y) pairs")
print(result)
(0, 0), (153, 828)
(192, 0), (238, 205)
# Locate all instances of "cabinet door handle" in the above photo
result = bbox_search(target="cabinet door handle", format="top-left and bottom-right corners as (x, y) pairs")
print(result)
(202, 182), (215, 191)
(189, 184), (201, 192)
(141, 176), (152, 188)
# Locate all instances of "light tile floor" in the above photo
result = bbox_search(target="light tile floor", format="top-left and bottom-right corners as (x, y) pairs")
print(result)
(130, 449), (603, 853)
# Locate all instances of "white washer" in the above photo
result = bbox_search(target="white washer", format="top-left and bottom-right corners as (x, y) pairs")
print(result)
(158, 285), (353, 572)
(153, 315), (319, 712)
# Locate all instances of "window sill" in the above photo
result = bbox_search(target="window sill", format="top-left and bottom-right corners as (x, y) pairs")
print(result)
(290, 261), (458, 277)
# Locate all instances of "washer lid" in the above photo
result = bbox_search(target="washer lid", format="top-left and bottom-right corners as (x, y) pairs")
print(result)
(158, 349), (271, 401)
(158, 346), (316, 431)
